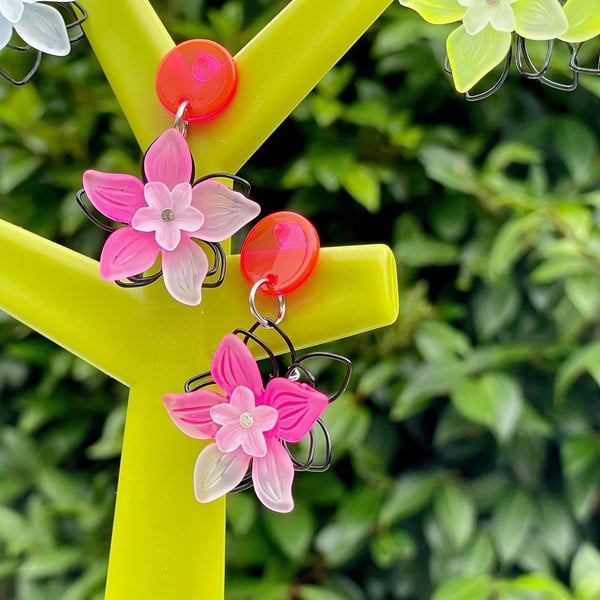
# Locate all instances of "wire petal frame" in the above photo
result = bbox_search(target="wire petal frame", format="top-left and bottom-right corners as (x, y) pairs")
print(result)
(0, 2), (87, 85)
(183, 320), (352, 494)
(444, 33), (598, 101)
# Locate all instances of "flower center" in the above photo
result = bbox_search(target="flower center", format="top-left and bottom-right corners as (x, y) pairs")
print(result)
(239, 412), (254, 428)
(161, 208), (176, 223)
(486, 0), (500, 4)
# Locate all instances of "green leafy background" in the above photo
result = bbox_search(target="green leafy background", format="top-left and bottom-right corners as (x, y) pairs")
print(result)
(2, 1), (600, 599)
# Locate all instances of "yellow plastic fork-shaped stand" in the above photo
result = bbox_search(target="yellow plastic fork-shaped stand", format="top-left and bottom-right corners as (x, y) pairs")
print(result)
(0, 0), (396, 597)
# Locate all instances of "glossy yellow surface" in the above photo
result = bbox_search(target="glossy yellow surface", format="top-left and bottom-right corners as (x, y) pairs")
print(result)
(0, 0), (396, 598)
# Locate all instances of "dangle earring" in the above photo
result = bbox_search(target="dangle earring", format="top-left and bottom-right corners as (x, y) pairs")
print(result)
(163, 211), (352, 513)
(75, 40), (260, 306)
(0, 1), (87, 85)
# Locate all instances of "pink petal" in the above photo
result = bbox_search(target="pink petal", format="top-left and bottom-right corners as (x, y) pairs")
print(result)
(253, 405), (279, 432)
(176, 206), (205, 232)
(130, 206), (161, 231)
(155, 222), (182, 252)
(194, 443), (249, 503)
(191, 180), (261, 242)
(242, 426), (269, 458)
(171, 182), (193, 211)
(265, 379), (329, 443)
(144, 181), (172, 209)
(143, 129), (193, 188)
(214, 422), (246, 454)
(161, 237), (208, 305)
(210, 402), (240, 426)
(99, 227), (159, 281)
(252, 437), (295, 513)
(83, 171), (145, 223)
(163, 389), (225, 439)
(211, 334), (264, 397)
(229, 385), (257, 412)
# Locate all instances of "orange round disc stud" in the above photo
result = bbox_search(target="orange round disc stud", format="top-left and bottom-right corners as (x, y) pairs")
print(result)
(240, 212), (320, 296)
(155, 39), (238, 122)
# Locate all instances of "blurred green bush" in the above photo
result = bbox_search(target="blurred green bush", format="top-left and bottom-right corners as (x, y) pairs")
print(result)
(1, 1), (600, 599)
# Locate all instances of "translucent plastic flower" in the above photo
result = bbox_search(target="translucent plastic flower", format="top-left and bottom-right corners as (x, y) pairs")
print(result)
(163, 334), (330, 512)
(399, 0), (571, 92)
(82, 129), (260, 305)
(0, 0), (70, 56)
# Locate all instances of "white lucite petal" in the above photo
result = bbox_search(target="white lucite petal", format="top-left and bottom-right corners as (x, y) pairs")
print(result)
(14, 2), (70, 56)
(194, 443), (250, 503)
(513, 0), (568, 40)
(0, 0), (23, 23)
(0, 15), (12, 49)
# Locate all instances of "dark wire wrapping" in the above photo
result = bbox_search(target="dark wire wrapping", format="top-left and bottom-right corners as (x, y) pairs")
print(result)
(0, 2), (87, 85)
(183, 318), (352, 494)
(76, 171), (251, 290)
(444, 33), (598, 101)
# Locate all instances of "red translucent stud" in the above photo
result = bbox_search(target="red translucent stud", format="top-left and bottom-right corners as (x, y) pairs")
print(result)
(155, 39), (238, 122)
(240, 212), (320, 296)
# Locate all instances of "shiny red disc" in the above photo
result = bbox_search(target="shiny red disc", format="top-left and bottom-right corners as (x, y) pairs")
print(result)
(155, 39), (238, 122)
(240, 212), (320, 296)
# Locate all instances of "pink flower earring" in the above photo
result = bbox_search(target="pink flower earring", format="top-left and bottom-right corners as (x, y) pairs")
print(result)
(76, 40), (260, 305)
(163, 212), (352, 512)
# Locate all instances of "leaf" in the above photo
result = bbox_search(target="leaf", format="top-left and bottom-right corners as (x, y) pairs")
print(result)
(565, 273), (600, 320)
(321, 396), (371, 455)
(309, 95), (344, 127)
(488, 212), (545, 281)
(263, 501), (315, 563)
(18, 548), (81, 579)
(561, 434), (600, 479)
(485, 141), (542, 172)
(554, 118), (597, 186)
(418, 145), (478, 193)
(0, 150), (42, 194)
(472, 278), (521, 341)
(505, 573), (573, 600)
(315, 487), (381, 566)
(564, 466), (600, 522)
(392, 361), (470, 421)
(299, 585), (349, 600)
(451, 373), (523, 442)
(534, 497), (576, 567)
(370, 529), (417, 568)
(432, 574), (493, 600)
(0, 505), (32, 552)
(490, 489), (534, 564)
(555, 341), (600, 399)
(414, 320), (471, 362)
(433, 480), (476, 549)
(226, 493), (257, 537)
(378, 471), (439, 527)
(571, 542), (600, 600)
(341, 163), (381, 212)
(462, 530), (496, 576)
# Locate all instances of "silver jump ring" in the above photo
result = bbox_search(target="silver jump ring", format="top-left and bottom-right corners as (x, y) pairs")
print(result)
(249, 278), (286, 328)
(173, 100), (190, 137)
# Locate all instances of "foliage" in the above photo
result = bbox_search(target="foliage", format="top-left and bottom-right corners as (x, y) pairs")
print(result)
(1, 0), (600, 599)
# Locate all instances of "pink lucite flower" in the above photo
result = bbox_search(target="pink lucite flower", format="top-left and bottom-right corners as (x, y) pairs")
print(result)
(163, 334), (329, 512)
(82, 128), (260, 305)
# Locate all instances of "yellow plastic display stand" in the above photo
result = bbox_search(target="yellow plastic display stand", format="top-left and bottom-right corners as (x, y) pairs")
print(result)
(0, 0), (396, 598)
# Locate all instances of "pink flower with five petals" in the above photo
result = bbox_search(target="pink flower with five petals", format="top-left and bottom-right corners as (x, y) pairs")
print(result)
(163, 333), (330, 512)
(82, 128), (260, 305)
